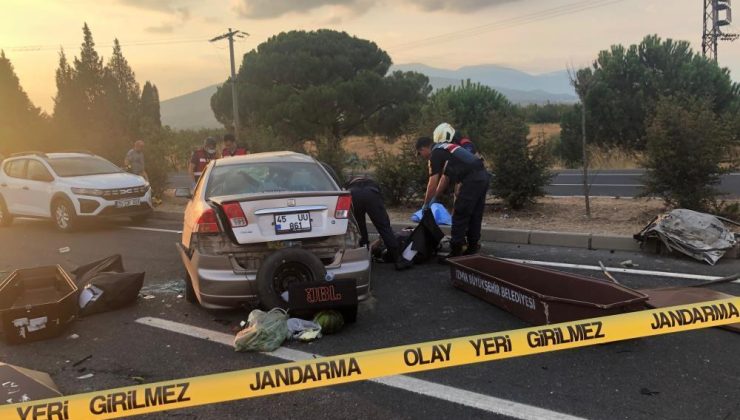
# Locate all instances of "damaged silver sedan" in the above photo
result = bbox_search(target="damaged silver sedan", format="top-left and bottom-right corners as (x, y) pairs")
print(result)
(177, 152), (371, 309)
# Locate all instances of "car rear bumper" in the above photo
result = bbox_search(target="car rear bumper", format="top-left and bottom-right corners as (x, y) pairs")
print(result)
(177, 243), (372, 310)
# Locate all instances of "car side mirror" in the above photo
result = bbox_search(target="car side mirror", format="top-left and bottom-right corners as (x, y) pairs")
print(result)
(174, 187), (192, 199)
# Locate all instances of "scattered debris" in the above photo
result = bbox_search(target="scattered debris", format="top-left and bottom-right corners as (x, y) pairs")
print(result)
(287, 318), (322, 342)
(142, 294), (156, 300)
(58, 247), (71, 254)
(76, 373), (94, 380)
(176, 294), (183, 299)
(640, 388), (660, 396)
(620, 260), (638, 268)
(67, 333), (79, 340)
(234, 309), (289, 352)
(634, 209), (737, 265)
(72, 355), (92, 367)
(130, 376), (145, 384)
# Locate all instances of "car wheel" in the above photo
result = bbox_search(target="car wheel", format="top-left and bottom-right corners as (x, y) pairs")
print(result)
(52, 198), (77, 232)
(256, 248), (326, 310)
(183, 271), (198, 304)
(0, 196), (12, 227)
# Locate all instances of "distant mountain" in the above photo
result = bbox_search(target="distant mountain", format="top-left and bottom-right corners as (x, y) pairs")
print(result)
(394, 63), (577, 103)
(160, 64), (577, 130)
(160, 85), (222, 130)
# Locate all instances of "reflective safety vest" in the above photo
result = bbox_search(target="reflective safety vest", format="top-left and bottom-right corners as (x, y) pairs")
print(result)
(192, 149), (217, 178)
(222, 147), (248, 157)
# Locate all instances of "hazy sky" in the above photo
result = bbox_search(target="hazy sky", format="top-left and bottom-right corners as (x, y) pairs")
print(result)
(1, 0), (738, 112)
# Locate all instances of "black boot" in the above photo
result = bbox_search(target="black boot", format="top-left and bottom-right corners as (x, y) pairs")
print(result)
(389, 247), (413, 271)
(438, 244), (463, 265)
(463, 243), (481, 255)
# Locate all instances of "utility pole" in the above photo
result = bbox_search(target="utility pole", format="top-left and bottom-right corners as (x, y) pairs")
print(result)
(703, 0), (738, 62)
(210, 28), (249, 142)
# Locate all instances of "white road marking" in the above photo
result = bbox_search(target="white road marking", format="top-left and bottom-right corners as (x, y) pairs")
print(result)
(550, 183), (643, 187)
(122, 226), (182, 234)
(503, 258), (740, 284)
(136, 317), (585, 420)
(555, 173), (642, 177)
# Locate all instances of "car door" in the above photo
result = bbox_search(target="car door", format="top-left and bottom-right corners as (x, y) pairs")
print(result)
(1, 159), (29, 215)
(24, 159), (55, 217)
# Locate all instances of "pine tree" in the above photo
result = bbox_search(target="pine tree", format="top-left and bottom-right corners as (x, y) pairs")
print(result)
(140, 81), (161, 131)
(0, 50), (45, 153)
(73, 23), (105, 116)
(103, 38), (141, 154)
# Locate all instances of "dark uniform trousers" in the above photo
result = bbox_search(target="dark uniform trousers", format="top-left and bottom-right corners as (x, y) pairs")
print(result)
(451, 169), (490, 248)
(348, 181), (399, 250)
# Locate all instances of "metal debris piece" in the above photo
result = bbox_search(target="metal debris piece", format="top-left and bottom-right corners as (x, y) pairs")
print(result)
(635, 209), (737, 265)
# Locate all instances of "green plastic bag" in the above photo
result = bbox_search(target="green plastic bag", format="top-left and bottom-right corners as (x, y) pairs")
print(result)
(234, 308), (289, 352)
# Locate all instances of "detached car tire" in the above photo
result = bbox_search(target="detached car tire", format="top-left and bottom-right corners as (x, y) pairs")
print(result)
(0, 196), (12, 227)
(52, 198), (77, 232)
(257, 248), (327, 310)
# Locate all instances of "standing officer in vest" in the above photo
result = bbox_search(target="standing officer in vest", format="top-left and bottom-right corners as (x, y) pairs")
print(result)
(222, 133), (248, 157)
(188, 137), (220, 185)
(416, 124), (490, 261)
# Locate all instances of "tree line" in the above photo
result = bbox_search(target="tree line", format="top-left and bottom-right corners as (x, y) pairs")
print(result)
(0, 23), (171, 194)
(211, 30), (739, 212)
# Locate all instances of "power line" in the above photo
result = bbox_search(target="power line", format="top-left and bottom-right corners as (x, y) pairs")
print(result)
(389, 0), (626, 52)
(3, 37), (210, 53)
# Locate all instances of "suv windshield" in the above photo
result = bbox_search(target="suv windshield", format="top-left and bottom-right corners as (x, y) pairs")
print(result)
(48, 156), (123, 177)
(206, 162), (336, 198)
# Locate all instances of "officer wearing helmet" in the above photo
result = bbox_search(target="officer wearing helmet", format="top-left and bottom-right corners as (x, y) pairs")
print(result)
(416, 123), (490, 261)
(189, 137), (220, 185)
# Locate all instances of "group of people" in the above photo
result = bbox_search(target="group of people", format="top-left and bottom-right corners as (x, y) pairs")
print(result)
(348, 122), (490, 269)
(188, 134), (249, 184)
(123, 134), (248, 186)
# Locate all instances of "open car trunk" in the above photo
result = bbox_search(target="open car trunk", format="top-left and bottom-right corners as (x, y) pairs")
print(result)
(210, 191), (350, 245)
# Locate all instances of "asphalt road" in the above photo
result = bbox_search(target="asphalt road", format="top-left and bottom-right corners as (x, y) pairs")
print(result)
(170, 171), (740, 198)
(1, 218), (739, 419)
(546, 169), (740, 198)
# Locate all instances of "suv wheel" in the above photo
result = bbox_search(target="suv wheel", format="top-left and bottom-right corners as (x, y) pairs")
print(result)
(52, 198), (77, 232)
(256, 248), (326, 310)
(0, 196), (12, 227)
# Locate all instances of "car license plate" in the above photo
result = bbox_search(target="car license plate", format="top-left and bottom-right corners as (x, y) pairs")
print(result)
(115, 198), (140, 208)
(275, 212), (311, 234)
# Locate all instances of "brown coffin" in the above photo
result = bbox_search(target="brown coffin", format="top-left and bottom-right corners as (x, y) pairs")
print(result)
(0, 265), (78, 344)
(449, 255), (648, 325)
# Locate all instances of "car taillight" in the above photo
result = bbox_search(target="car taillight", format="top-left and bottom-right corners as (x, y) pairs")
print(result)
(195, 209), (220, 233)
(335, 195), (352, 219)
(222, 202), (248, 228)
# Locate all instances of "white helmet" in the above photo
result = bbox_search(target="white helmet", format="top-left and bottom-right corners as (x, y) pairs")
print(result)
(433, 123), (455, 143)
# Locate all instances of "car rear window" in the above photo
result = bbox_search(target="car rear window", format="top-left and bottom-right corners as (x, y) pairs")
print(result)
(205, 162), (336, 198)
(48, 156), (123, 177)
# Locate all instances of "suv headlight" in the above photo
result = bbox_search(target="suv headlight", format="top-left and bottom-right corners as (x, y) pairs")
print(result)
(71, 187), (105, 197)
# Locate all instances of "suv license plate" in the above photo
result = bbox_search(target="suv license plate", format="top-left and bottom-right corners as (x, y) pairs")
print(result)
(116, 198), (140, 208)
(275, 212), (311, 234)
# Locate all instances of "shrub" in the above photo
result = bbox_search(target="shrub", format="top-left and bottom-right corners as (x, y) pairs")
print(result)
(371, 137), (427, 206)
(643, 95), (736, 211)
(490, 109), (553, 209)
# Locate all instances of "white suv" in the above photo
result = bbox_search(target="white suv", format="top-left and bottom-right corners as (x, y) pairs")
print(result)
(0, 152), (153, 231)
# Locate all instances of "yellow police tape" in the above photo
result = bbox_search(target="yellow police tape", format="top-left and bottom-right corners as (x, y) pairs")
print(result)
(3, 297), (739, 420)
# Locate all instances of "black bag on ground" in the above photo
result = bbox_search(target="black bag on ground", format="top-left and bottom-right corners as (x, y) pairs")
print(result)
(72, 255), (145, 316)
(403, 209), (444, 263)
